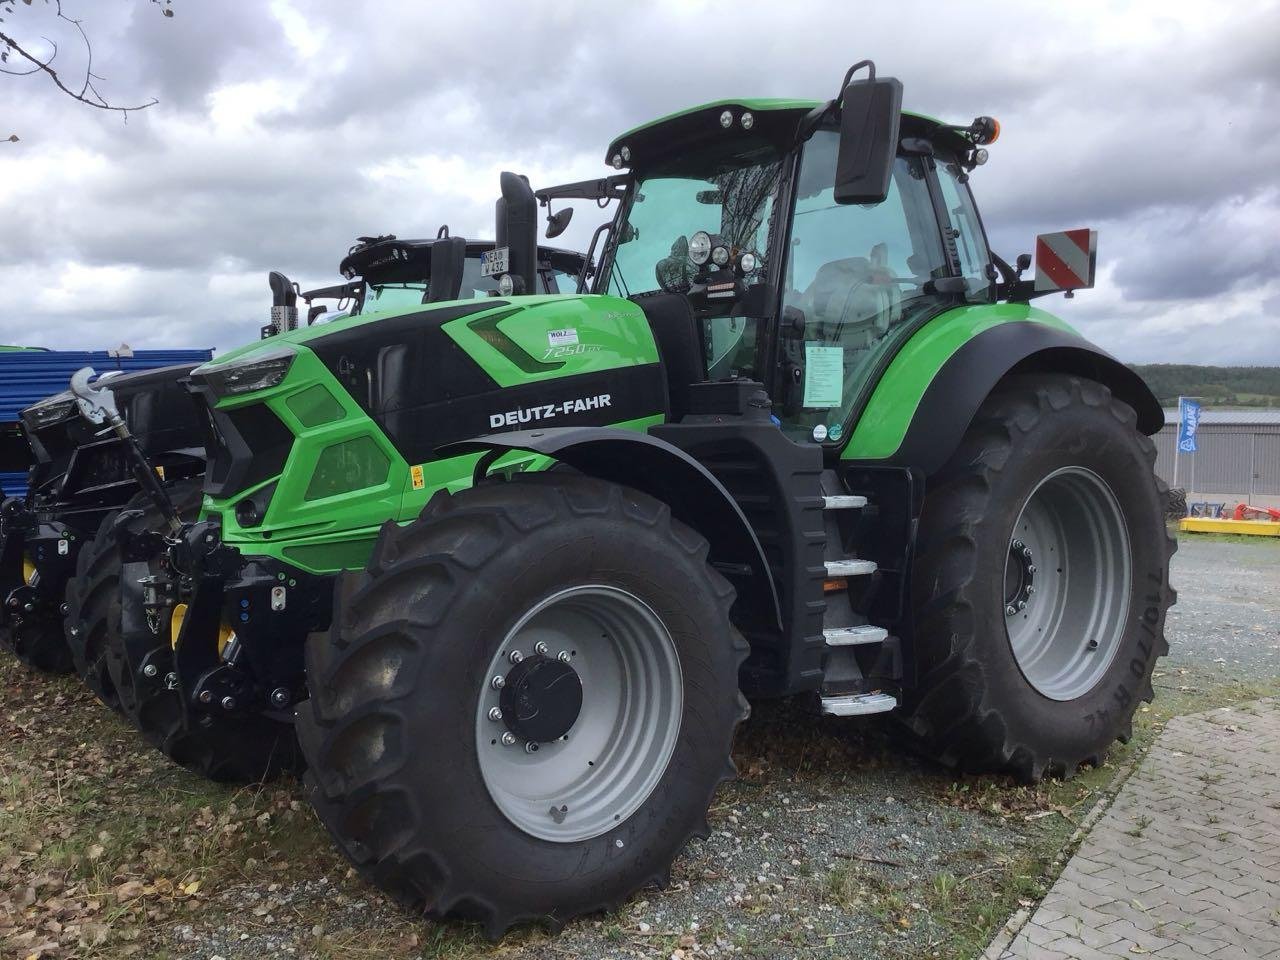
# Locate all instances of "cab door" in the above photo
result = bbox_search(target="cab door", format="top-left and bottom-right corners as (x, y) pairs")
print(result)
(772, 131), (958, 446)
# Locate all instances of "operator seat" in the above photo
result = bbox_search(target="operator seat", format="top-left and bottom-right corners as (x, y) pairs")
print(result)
(796, 246), (901, 348)
(631, 292), (706, 422)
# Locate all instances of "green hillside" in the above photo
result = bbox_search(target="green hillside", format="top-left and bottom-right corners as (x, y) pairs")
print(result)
(1131, 365), (1280, 408)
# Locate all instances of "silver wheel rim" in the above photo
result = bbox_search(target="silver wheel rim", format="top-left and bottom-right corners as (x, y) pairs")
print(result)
(1004, 466), (1131, 701)
(475, 585), (683, 842)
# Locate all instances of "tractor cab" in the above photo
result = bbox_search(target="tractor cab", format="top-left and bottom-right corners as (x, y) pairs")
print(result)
(586, 67), (1004, 448)
(265, 235), (587, 336)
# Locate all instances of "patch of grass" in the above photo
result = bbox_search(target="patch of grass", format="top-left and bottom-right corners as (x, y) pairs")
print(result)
(1125, 814), (1153, 838)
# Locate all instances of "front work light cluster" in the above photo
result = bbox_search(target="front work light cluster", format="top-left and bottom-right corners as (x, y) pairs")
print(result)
(609, 107), (757, 169)
(687, 231), (757, 276)
(196, 347), (296, 399)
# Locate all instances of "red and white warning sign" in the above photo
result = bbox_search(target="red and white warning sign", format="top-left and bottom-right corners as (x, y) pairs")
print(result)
(1034, 228), (1097, 292)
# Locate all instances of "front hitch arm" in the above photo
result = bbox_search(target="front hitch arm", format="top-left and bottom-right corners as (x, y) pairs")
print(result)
(69, 367), (182, 534)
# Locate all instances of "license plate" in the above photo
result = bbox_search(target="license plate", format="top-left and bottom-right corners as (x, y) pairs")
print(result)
(480, 247), (509, 277)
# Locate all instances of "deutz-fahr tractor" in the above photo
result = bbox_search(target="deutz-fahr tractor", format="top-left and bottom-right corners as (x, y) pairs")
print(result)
(103, 61), (1172, 935)
(63, 235), (588, 780)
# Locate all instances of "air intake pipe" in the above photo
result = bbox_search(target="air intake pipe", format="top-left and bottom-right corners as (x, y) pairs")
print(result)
(497, 171), (537, 296)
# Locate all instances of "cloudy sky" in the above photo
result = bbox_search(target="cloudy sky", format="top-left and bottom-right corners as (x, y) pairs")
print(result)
(1, 0), (1277, 363)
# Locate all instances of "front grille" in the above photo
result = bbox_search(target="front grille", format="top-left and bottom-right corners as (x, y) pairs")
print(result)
(200, 401), (294, 500)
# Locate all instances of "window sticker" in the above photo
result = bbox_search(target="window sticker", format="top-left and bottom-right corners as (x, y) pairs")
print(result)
(547, 328), (579, 347)
(803, 343), (843, 408)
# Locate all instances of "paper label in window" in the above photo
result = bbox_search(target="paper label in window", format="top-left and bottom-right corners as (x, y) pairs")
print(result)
(803, 343), (843, 408)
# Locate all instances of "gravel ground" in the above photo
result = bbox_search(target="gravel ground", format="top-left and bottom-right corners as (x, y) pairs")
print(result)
(1164, 535), (1280, 678)
(5, 534), (1276, 960)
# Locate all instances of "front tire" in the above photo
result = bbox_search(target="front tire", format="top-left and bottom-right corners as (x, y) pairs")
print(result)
(296, 473), (747, 937)
(904, 375), (1175, 779)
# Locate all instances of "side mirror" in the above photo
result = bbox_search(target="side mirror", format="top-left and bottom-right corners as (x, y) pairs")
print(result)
(545, 206), (573, 239)
(834, 69), (902, 205)
(307, 304), (328, 325)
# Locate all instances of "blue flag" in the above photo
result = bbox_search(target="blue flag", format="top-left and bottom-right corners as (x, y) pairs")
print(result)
(1177, 398), (1201, 453)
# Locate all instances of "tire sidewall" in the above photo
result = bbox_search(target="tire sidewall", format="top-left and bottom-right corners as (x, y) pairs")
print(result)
(963, 396), (1168, 762)
(355, 494), (739, 913)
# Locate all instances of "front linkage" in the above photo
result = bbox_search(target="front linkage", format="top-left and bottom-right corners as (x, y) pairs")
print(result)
(128, 520), (332, 725)
(0, 496), (82, 671)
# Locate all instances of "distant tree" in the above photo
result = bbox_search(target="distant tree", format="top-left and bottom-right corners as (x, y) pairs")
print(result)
(0, 0), (172, 127)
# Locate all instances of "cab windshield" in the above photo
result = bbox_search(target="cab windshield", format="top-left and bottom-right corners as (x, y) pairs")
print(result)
(606, 144), (784, 300)
(355, 259), (580, 316)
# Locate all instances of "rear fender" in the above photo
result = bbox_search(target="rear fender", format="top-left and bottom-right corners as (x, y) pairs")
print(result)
(843, 311), (1161, 477)
(440, 427), (782, 631)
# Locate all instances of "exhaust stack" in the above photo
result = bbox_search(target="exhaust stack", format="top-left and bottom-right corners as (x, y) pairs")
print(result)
(264, 272), (299, 339)
(497, 172), (538, 296)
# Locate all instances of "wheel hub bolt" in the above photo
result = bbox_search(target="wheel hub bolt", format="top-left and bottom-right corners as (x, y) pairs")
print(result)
(198, 690), (213, 704)
(1026, 585), (1036, 596)
(164, 672), (178, 689)
(1013, 539), (1025, 550)
(270, 687), (291, 708)
(534, 641), (549, 656)
(558, 651), (571, 663)
(221, 696), (236, 711)
(509, 650), (523, 664)
(1028, 564), (1037, 574)
(1022, 547), (1033, 559)
(524, 742), (539, 754)
(501, 732), (517, 746)
(491, 675), (506, 690)
(1017, 600), (1026, 611)
(1006, 604), (1017, 617)
(59, 602), (69, 615)
(142, 663), (158, 678)
(488, 706), (503, 722)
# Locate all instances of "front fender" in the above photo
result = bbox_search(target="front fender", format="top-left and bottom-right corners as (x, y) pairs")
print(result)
(440, 427), (782, 631)
(842, 305), (1161, 476)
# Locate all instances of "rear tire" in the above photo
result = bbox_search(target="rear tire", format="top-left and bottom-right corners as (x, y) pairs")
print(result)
(296, 473), (748, 937)
(903, 375), (1175, 780)
(99, 481), (300, 783)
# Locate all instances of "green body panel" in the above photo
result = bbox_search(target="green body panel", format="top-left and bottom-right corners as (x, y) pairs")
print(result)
(200, 294), (664, 575)
(841, 303), (1076, 461)
(441, 295), (659, 387)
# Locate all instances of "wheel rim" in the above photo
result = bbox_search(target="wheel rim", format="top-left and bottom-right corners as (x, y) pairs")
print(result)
(475, 584), (683, 842)
(1004, 466), (1131, 701)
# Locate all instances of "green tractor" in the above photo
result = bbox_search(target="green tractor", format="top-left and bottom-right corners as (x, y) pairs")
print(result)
(109, 61), (1172, 935)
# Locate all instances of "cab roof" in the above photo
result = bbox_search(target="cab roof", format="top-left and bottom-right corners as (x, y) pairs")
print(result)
(606, 98), (967, 171)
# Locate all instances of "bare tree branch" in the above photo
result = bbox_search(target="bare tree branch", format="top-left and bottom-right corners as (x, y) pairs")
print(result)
(0, 0), (166, 119)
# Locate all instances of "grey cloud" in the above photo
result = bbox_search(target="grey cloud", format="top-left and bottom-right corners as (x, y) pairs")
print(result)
(0, 0), (1275, 363)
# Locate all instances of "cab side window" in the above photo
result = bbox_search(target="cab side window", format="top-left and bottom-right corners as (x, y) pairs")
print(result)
(934, 161), (994, 300)
(776, 130), (946, 443)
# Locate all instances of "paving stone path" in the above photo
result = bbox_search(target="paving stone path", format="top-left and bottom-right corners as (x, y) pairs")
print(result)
(992, 700), (1280, 959)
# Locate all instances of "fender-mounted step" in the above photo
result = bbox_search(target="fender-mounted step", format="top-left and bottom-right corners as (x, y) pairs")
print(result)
(824, 559), (877, 577)
(823, 624), (888, 647)
(822, 494), (868, 510)
(820, 692), (897, 716)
